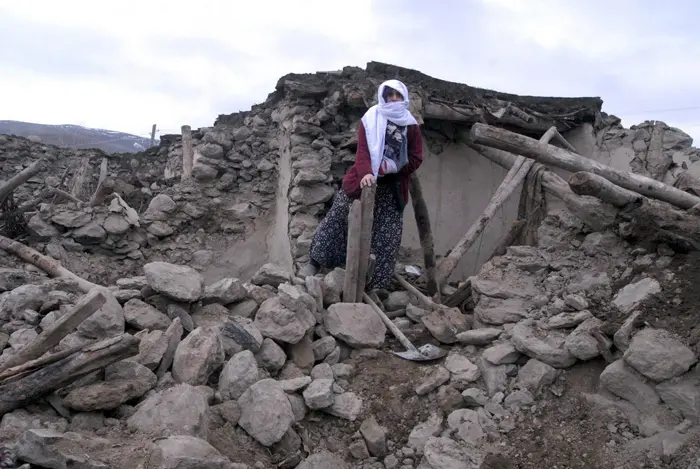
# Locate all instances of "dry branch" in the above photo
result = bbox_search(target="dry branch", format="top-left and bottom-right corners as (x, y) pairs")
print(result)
(0, 158), (46, 204)
(470, 123), (700, 209)
(0, 235), (100, 292)
(0, 290), (106, 372)
(409, 174), (439, 297)
(0, 334), (139, 416)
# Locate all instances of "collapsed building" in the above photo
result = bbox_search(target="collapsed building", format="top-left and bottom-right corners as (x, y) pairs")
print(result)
(0, 62), (700, 468)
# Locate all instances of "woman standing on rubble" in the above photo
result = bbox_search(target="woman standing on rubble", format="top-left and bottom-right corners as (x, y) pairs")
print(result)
(298, 79), (423, 291)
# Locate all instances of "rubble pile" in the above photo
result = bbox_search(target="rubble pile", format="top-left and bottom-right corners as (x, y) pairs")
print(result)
(0, 207), (698, 468)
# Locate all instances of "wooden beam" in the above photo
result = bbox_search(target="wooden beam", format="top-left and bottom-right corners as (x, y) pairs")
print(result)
(409, 174), (439, 297)
(0, 235), (101, 293)
(568, 171), (640, 207)
(343, 199), (362, 302)
(355, 185), (376, 300)
(0, 334), (139, 416)
(0, 290), (106, 372)
(470, 123), (700, 209)
(181, 125), (194, 181)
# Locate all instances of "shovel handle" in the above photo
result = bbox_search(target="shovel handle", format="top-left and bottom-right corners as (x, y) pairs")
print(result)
(363, 292), (418, 353)
(393, 273), (437, 310)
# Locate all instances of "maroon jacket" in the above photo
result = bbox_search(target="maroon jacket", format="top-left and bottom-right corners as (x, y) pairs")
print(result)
(342, 121), (423, 205)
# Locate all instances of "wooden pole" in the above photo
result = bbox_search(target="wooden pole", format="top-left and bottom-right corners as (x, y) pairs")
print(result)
(0, 290), (106, 372)
(470, 123), (700, 209)
(0, 235), (101, 293)
(435, 124), (575, 286)
(150, 124), (157, 148)
(355, 185), (376, 300)
(343, 200), (362, 302)
(0, 158), (46, 204)
(568, 171), (640, 207)
(0, 334), (139, 416)
(408, 174), (439, 297)
(181, 125), (194, 181)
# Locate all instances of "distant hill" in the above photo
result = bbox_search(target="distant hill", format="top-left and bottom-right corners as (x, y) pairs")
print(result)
(0, 120), (158, 154)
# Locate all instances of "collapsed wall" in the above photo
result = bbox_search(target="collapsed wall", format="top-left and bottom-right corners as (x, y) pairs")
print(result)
(2, 62), (699, 286)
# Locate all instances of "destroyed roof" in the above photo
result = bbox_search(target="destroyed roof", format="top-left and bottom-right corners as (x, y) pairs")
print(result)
(216, 61), (604, 137)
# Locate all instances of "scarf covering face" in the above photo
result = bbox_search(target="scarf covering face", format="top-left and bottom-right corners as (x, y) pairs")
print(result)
(361, 79), (418, 177)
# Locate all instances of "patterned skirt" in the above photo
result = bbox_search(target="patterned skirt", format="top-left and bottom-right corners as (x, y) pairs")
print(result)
(309, 184), (403, 291)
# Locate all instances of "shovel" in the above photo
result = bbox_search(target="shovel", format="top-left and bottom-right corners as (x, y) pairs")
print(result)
(363, 292), (447, 362)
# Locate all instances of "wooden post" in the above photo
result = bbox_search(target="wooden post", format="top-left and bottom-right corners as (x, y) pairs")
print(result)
(149, 124), (157, 148)
(470, 123), (700, 209)
(70, 157), (90, 200)
(409, 174), (439, 297)
(181, 125), (194, 181)
(0, 290), (106, 372)
(355, 185), (376, 300)
(343, 200), (363, 302)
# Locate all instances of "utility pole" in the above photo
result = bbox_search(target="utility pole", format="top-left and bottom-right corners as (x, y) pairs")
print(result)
(149, 124), (157, 148)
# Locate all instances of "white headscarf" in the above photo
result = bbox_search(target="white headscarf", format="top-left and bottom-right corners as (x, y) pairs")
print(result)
(361, 79), (418, 177)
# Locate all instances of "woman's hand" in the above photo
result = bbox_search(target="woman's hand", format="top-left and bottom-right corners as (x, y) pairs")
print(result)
(360, 174), (376, 187)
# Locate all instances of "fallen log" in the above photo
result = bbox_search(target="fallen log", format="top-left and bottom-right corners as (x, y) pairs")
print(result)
(0, 344), (89, 384)
(470, 123), (700, 210)
(408, 174), (438, 297)
(0, 334), (139, 416)
(355, 185), (377, 300)
(0, 290), (106, 372)
(568, 171), (640, 207)
(468, 143), (619, 232)
(569, 171), (700, 251)
(0, 158), (46, 204)
(0, 235), (101, 293)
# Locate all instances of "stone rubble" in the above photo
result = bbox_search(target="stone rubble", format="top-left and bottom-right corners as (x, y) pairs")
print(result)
(2, 64), (700, 469)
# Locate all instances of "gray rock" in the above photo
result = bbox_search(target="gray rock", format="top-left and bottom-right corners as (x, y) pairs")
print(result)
(145, 435), (231, 469)
(127, 383), (210, 438)
(565, 317), (609, 360)
(312, 336), (336, 360)
(77, 288), (125, 339)
(14, 429), (109, 469)
(325, 303), (386, 348)
(63, 360), (156, 411)
(203, 278), (248, 305)
(612, 278), (661, 314)
(219, 350), (260, 400)
(322, 391), (362, 421)
(476, 357), (508, 397)
(656, 365), (700, 423)
(482, 342), (520, 365)
(510, 322), (576, 368)
(51, 210), (91, 228)
(229, 298), (258, 318)
(462, 388), (488, 407)
(360, 415), (388, 457)
(254, 296), (315, 344)
(303, 378), (335, 409)
(251, 264), (292, 288)
(143, 194), (176, 221)
(144, 262), (205, 302)
(421, 436), (484, 469)
(0, 268), (30, 293)
(123, 298), (172, 330)
(408, 412), (443, 455)
(456, 328), (502, 345)
(172, 327), (225, 385)
(257, 338), (287, 372)
(137, 329), (169, 369)
(446, 409), (486, 447)
(515, 359), (559, 394)
(546, 310), (593, 329)
(221, 316), (264, 353)
(415, 366), (450, 396)
(0, 284), (46, 321)
(623, 328), (697, 381)
(444, 354), (480, 388)
(600, 359), (660, 410)
(238, 379), (294, 446)
(296, 450), (350, 469)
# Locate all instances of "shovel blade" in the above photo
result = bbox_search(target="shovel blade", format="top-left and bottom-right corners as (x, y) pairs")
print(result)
(393, 343), (448, 362)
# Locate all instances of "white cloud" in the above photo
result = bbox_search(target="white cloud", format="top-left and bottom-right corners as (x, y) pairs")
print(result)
(1, 0), (699, 143)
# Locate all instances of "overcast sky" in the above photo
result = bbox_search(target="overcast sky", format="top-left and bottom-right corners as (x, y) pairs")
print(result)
(1, 0), (699, 145)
